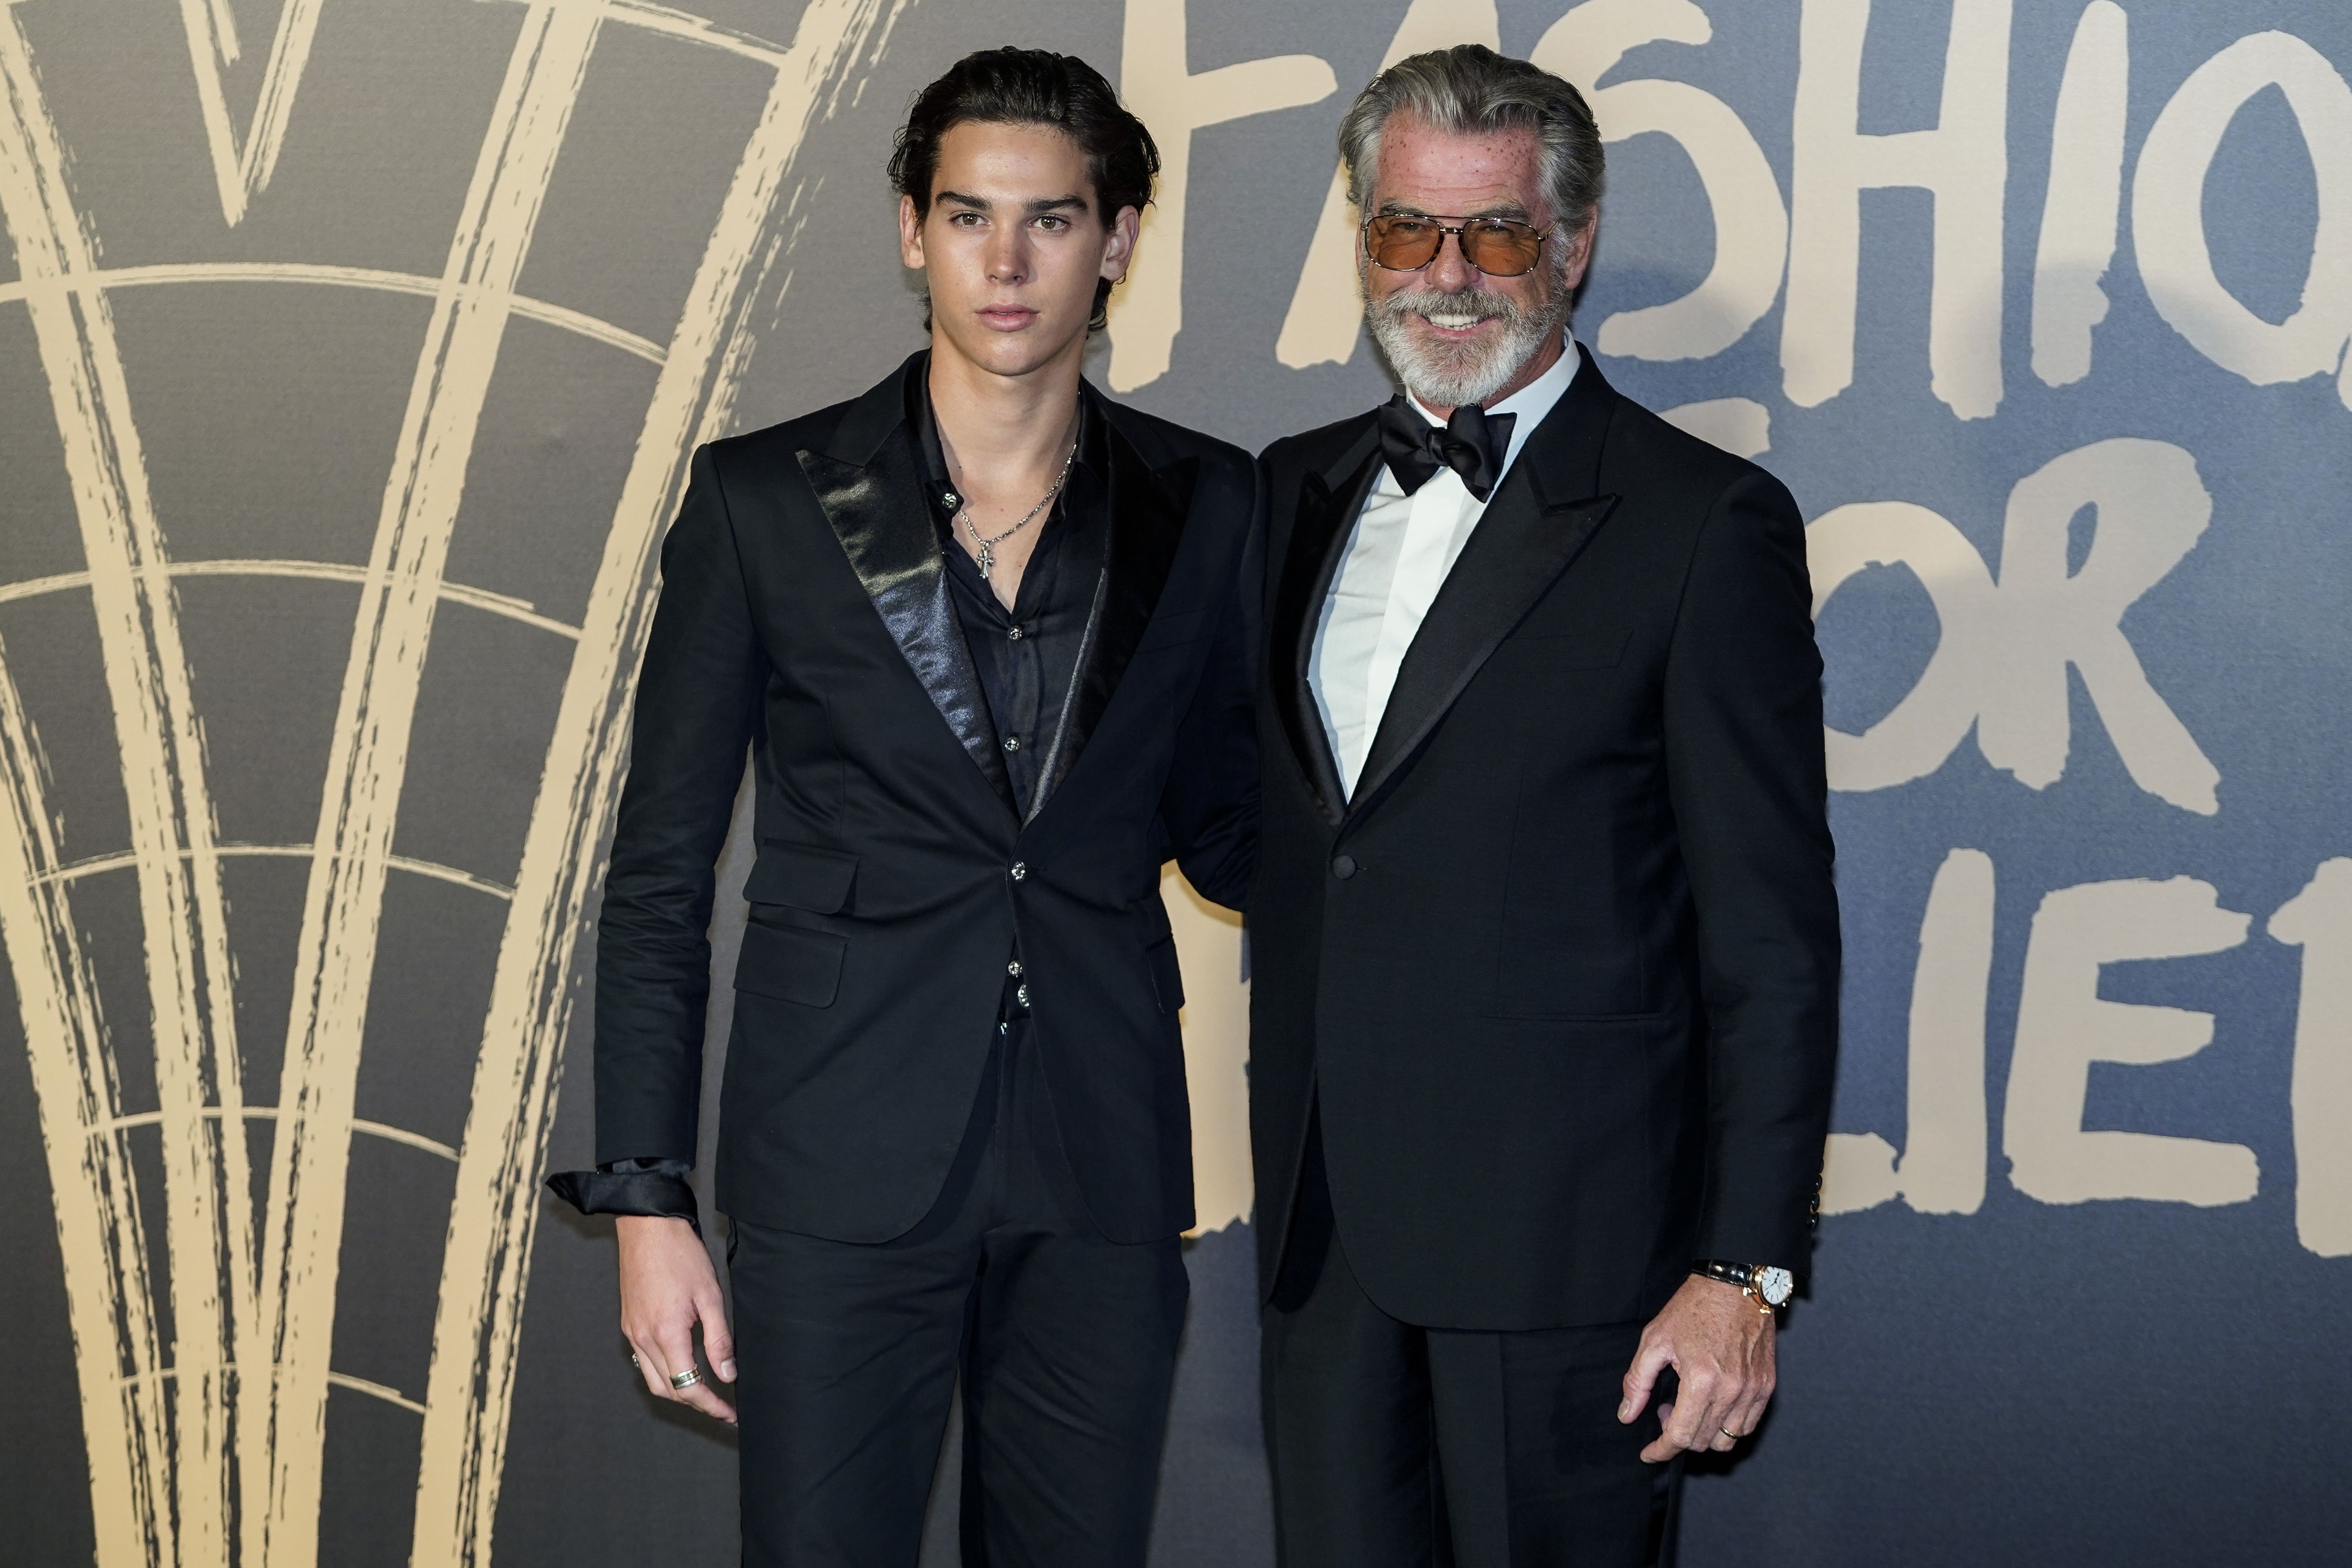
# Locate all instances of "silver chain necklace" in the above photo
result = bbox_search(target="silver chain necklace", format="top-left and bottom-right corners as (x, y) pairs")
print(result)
(956, 438), (1078, 582)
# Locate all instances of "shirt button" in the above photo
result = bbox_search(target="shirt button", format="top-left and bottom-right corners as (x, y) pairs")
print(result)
(1016, 983), (1031, 1008)
(1003, 735), (1021, 751)
(1331, 855), (1358, 880)
(1008, 626), (1025, 641)
(1007, 960), (1023, 976)
(1010, 862), (1027, 881)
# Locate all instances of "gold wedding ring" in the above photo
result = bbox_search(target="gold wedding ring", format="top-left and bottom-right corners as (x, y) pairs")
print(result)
(1719, 1427), (1739, 1441)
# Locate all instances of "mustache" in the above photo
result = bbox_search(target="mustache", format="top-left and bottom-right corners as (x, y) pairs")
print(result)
(1374, 285), (1528, 327)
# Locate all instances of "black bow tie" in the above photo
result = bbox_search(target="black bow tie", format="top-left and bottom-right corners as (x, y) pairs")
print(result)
(1376, 399), (1517, 502)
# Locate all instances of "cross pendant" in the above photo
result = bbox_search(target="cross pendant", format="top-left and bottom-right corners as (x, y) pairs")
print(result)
(976, 542), (994, 576)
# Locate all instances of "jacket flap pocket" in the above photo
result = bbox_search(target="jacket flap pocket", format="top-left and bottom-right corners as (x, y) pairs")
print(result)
(1146, 935), (1185, 1016)
(744, 840), (858, 913)
(735, 921), (846, 1008)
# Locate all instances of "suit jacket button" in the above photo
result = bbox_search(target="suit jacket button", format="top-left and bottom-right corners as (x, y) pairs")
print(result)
(1331, 855), (1357, 880)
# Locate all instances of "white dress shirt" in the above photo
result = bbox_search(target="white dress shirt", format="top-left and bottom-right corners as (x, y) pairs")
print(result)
(1309, 334), (1581, 795)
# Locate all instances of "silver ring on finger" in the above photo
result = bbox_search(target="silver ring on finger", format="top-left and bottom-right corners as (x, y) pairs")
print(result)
(670, 1367), (703, 1391)
(629, 1352), (640, 1368)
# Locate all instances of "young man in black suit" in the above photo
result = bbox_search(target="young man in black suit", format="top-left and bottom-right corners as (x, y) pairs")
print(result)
(549, 49), (1257, 1566)
(1250, 45), (1839, 1565)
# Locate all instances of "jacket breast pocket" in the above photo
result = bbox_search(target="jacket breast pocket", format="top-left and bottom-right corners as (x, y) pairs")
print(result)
(743, 840), (858, 913)
(735, 920), (846, 1008)
(1146, 935), (1186, 1016)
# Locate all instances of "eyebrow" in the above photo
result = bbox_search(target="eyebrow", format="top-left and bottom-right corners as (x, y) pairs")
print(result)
(935, 190), (1091, 216)
(1375, 199), (1535, 222)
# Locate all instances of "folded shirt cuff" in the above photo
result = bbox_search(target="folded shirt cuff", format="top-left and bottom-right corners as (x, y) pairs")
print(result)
(545, 1158), (699, 1234)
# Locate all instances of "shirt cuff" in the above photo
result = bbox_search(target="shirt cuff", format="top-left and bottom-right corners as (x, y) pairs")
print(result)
(545, 1158), (699, 1234)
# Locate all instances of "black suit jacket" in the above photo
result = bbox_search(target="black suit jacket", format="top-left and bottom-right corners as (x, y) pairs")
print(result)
(595, 352), (1258, 1245)
(1249, 348), (1839, 1331)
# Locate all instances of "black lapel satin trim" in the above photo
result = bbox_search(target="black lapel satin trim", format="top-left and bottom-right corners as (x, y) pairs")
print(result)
(798, 418), (1016, 814)
(1347, 349), (1622, 816)
(1031, 417), (1196, 815)
(1272, 422), (1381, 823)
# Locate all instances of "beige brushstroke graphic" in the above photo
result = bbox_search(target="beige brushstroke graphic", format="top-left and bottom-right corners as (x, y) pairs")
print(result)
(0, 559), (586, 640)
(0, 263), (667, 365)
(2, 1), (918, 1560)
(174, 0), (328, 225)
(411, 4), (914, 1560)
(261, 6), (607, 1561)
(0, 624), (169, 1568)
(0, 7), (253, 1562)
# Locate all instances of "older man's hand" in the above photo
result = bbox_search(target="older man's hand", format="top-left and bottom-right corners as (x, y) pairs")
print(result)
(1618, 1274), (1776, 1462)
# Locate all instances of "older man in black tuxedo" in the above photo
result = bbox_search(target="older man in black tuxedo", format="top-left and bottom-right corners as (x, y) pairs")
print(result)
(1249, 45), (1840, 1567)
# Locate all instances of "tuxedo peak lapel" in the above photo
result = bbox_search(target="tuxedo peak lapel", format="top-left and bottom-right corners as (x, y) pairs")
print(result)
(1348, 359), (1621, 815)
(1273, 422), (1380, 823)
(1029, 413), (1196, 818)
(798, 396), (1015, 813)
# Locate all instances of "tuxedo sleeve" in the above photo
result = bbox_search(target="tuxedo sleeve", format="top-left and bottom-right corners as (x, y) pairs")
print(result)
(1662, 466), (1840, 1281)
(1157, 460), (1264, 912)
(581, 445), (765, 1168)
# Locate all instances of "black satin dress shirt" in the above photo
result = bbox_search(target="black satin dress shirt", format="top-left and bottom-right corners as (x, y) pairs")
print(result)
(915, 372), (1108, 819)
(549, 374), (1111, 1230)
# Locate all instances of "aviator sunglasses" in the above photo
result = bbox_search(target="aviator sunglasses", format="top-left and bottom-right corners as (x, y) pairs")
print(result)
(1362, 211), (1550, 277)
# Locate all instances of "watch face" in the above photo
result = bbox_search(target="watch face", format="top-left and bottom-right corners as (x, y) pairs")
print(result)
(1755, 1266), (1795, 1306)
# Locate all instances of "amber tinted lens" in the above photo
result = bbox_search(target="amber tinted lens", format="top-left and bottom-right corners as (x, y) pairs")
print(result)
(1364, 216), (1544, 275)
(1458, 219), (1543, 276)
(1365, 215), (1443, 269)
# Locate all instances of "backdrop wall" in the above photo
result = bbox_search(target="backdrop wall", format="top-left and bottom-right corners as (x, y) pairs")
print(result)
(3, 1), (2347, 1564)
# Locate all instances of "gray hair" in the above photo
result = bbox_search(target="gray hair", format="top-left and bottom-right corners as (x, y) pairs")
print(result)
(1338, 44), (1604, 237)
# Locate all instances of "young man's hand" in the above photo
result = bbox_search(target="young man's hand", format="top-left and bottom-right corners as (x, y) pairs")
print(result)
(617, 1215), (738, 1424)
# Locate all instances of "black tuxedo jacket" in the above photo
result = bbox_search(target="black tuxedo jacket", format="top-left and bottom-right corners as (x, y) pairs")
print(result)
(594, 353), (1258, 1245)
(1249, 348), (1839, 1331)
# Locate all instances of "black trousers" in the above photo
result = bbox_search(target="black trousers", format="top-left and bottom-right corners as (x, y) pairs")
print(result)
(728, 1017), (1189, 1567)
(1261, 1115), (1680, 1568)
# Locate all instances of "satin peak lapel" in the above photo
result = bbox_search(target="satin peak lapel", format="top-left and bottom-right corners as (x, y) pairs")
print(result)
(1029, 423), (1196, 817)
(798, 429), (1016, 813)
(1273, 425), (1380, 823)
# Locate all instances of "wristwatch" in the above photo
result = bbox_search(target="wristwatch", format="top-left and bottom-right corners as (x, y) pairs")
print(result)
(1692, 1259), (1794, 1314)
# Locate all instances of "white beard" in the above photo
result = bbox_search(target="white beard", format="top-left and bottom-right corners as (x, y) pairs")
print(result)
(1364, 279), (1567, 409)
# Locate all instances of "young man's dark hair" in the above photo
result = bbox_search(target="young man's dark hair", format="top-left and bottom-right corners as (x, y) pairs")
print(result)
(888, 46), (1159, 329)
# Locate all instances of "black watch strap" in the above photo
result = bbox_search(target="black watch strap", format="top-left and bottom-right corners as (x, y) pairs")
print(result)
(1692, 1258), (1760, 1291)
(1692, 1258), (1793, 1308)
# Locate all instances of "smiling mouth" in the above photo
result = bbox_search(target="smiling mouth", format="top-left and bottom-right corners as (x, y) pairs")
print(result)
(1418, 312), (1491, 333)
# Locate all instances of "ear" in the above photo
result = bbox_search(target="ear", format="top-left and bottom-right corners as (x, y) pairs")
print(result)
(899, 192), (926, 272)
(1099, 203), (1142, 284)
(1557, 218), (1596, 291)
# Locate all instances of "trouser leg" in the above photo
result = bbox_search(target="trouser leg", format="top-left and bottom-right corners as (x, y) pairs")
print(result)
(958, 1016), (1190, 1568)
(1263, 1105), (1677, 1568)
(1425, 1320), (1665, 1568)
(1260, 1112), (1441, 1568)
(727, 1048), (1000, 1567)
